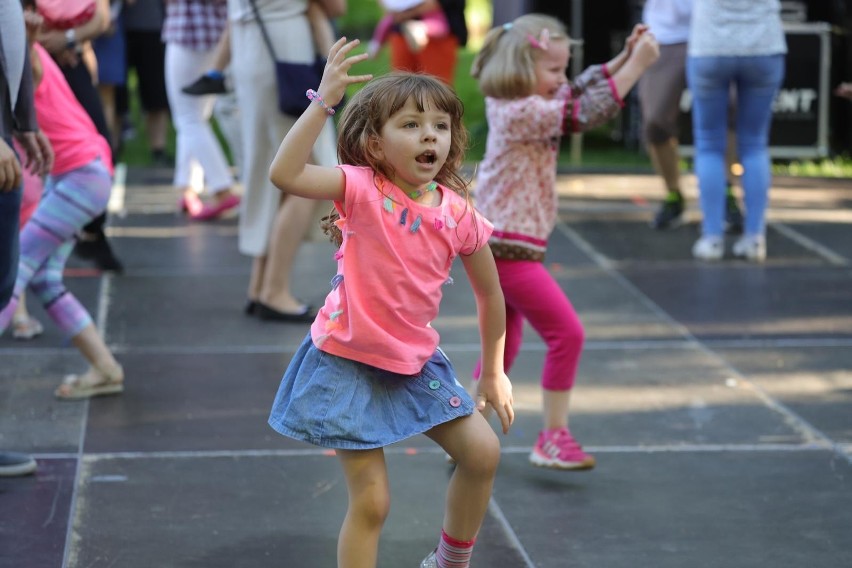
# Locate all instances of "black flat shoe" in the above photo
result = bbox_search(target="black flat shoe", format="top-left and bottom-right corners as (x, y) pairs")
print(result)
(182, 74), (228, 96)
(244, 300), (257, 315)
(255, 302), (315, 323)
(74, 232), (124, 273)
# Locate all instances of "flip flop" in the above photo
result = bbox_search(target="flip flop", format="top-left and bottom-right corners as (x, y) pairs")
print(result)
(55, 364), (124, 400)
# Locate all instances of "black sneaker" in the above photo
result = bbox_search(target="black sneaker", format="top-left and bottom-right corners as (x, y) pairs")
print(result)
(182, 74), (227, 96)
(0, 451), (37, 477)
(724, 193), (744, 235)
(651, 196), (685, 230)
(74, 232), (124, 273)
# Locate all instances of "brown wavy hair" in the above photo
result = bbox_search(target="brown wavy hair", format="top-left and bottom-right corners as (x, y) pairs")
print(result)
(322, 73), (476, 247)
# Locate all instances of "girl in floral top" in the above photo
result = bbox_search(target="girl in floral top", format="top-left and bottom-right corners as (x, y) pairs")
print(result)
(267, 38), (514, 568)
(470, 13), (658, 470)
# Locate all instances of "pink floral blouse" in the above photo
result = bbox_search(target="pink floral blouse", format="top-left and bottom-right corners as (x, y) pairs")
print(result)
(474, 64), (623, 261)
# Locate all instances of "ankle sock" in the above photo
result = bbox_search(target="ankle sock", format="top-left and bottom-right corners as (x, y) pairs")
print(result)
(205, 69), (224, 80)
(435, 529), (475, 568)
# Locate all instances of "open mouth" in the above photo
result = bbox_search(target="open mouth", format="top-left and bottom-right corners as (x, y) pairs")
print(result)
(415, 151), (437, 165)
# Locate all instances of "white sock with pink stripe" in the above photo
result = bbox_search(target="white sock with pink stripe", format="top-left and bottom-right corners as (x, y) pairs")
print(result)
(435, 529), (475, 568)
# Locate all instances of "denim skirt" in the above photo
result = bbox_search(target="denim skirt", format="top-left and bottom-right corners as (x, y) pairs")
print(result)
(268, 334), (474, 450)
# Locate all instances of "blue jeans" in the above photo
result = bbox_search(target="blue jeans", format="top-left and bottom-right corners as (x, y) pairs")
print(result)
(0, 138), (22, 306)
(687, 54), (785, 237)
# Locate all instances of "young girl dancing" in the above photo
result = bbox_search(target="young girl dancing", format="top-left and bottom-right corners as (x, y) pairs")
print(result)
(0, 13), (123, 400)
(470, 14), (659, 470)
(267, 38), (514, 568)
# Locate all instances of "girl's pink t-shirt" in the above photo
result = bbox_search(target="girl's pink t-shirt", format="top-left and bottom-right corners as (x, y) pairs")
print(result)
(33, 43), (113, 176)
(311, 165), (493, 375)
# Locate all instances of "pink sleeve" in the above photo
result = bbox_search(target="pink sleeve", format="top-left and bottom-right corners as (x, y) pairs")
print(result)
(458, 204), (494, 256)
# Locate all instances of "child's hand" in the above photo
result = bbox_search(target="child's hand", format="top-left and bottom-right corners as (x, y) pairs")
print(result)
(624, 23), (649, 56)
(476, 373), (514, 434)
(630, 32), (660, 70)
(22, 9), (43, 41)
(316, 37), (373, 108)
(835, 82), (852, 100)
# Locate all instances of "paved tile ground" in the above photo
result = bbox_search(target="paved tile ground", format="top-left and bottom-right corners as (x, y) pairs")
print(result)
(1, 167), (851, 567)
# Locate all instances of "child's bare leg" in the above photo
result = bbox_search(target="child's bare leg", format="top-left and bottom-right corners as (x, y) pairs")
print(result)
(337, 448), (391, 568)
(426, 412), (501, 540)
(543, 388), (572, 430)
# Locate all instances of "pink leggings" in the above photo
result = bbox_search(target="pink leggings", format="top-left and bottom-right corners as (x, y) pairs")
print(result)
(474, 258), (585, 391)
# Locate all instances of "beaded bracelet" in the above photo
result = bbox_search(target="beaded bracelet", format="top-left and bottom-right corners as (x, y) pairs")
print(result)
(306, 89), (335, 116)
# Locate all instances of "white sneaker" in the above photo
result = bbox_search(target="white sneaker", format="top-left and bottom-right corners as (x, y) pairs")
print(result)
(732, 234), (766, 262)
(420, 550), (438, 568)
(692, 236), (724, 261)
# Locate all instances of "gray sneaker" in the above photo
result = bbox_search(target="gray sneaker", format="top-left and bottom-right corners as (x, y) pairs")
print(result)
(0, 451), (37, 477)
(420, 550), (438, 568)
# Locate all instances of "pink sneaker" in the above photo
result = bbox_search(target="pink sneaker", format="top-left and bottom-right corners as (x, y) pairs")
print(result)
(529, 427), (596, 470)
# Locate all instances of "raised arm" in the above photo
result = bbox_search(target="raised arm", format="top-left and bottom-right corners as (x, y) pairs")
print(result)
(461, 246), (514, 434)
(607, 32), (659, 100)
(268, 38), (372, 201)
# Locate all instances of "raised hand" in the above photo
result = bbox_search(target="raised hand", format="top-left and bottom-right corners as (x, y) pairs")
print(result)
(625, 23), (649, 56)
(316, 37), (374, 108)
(632, 32), (660, 69)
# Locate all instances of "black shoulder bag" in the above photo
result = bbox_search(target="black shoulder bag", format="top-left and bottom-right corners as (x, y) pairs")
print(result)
(247, 0), (326, 117)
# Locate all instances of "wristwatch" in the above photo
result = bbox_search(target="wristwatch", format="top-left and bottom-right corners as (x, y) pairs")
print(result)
(65, 28), (77, 50)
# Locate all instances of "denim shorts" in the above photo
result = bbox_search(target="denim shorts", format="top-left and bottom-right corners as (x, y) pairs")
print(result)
(268, 334), (474, 449)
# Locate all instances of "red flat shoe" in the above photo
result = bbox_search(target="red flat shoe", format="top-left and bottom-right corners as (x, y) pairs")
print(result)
(179, 192), (204, 217)
(192, 194), (241, 221)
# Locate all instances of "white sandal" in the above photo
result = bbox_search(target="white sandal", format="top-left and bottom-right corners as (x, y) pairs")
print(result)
(55, 363), (124, 400)
(12, 315), (44, 340)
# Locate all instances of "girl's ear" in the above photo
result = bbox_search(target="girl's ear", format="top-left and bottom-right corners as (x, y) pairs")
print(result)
(366, 135), (384, 161)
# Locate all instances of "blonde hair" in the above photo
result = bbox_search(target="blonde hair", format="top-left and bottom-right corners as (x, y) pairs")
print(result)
(471, 14), (570, 99)
(323, 73), (475, 246)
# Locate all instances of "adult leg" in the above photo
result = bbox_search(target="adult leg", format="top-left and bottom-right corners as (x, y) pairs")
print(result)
(336, 448), (390, 568)
(389, 34), (458, 85)
(58, 60), (123, 271)
(212, 85), (242, 177)
(164, 42), (237, 209)
(0, 183), (21, 307)
(134, 31), (171, 162)
(640, 43), (687, 229)
(687, 56), (733, 239)
(734, 55), (785, 238)
(259, 193), (317, 313)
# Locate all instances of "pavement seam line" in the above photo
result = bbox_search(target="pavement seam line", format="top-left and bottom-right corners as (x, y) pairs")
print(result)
(555, 221), (849, 464)
(770, 221), (849, 266)
(31, 443), (833, 462)
(488, 498), (537, 568)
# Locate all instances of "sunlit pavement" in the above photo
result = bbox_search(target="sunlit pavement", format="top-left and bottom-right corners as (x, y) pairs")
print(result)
(2, 166), (851, 567)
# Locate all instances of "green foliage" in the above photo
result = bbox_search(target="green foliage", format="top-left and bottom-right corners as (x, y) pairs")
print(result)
(772, 157), (852, 177)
